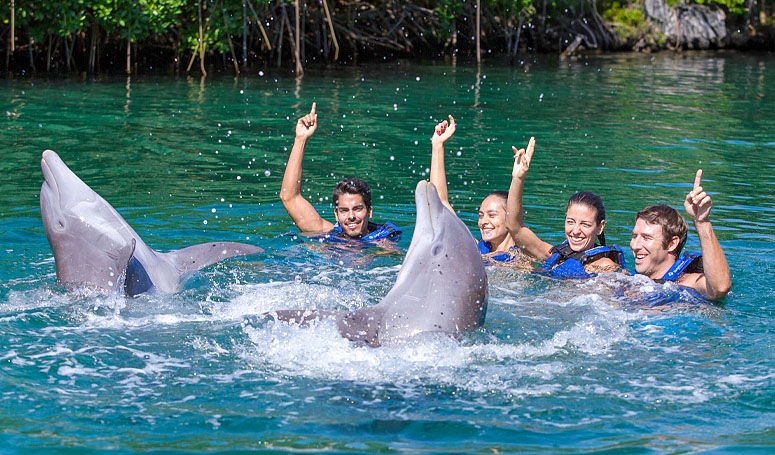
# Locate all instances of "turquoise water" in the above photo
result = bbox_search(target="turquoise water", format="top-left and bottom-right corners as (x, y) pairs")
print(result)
(2, 53), (775, 453)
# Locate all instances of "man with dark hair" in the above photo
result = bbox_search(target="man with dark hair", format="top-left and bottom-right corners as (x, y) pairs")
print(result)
(280, 103), (400, 240)
(630, 170), (731, 300)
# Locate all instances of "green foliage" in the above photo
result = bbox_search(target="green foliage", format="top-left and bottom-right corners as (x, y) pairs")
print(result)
(666, 0), (747, 14)
(603, 2), (648, 41)
(434, 0), (464, 40)
(486, 0), (536, 22)
(693, 0), (748, 15)
(0, 0), (754, 71)
(433, 0), (535, 42)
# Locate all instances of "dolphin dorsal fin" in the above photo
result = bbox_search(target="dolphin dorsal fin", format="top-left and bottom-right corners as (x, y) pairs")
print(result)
(164, 242), (263, 274)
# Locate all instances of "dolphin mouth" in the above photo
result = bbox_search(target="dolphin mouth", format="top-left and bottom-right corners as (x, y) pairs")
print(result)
(41, 150), (61, 205)
(414, 180), (446, 239)
(40, 151), (64, 228)
(413, 181), (436, 242)
(41, 150), (96, 212)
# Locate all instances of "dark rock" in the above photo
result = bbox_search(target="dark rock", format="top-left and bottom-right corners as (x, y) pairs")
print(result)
(645, 0), (727, 49)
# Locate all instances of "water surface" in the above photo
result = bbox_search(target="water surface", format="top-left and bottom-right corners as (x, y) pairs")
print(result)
(2, 53), (775, 453)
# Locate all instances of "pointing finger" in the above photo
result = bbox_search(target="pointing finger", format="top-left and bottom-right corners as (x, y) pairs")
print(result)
(525, 137), (535, 162)
(694, 169), (702, 190)
(448, 114), (456, 126)
(310, 102), (316, 116)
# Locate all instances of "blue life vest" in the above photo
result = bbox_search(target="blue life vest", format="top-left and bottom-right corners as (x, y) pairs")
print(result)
(539, 241), (625, 279)
(477, 240), (523, 264)
(326, 221), (401, 242)
(655, 251), (704, 283)
(614, 251), (707, 306)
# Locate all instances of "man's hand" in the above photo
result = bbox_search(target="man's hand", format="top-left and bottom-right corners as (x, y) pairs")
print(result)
(685, 169), (712, 223)
(511, 136), (536, 179)
(431, 114), (456, 145)
(295, 102), (317, 140)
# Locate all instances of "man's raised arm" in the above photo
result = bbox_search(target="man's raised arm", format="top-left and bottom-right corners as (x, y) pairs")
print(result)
(684, 169), (731, 300)
(279, 103), (334, 234)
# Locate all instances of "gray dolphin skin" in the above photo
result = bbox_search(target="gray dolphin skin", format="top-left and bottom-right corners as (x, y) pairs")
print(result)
(276, 180), (488, 347)
(40, 150), (263, 295)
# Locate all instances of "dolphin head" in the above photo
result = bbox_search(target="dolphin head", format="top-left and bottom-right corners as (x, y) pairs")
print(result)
(375, 180), (488, 343)
(40, 150), (136, 291)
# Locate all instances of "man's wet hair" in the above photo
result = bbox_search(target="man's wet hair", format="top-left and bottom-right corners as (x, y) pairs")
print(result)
(484, 190), (509, 205)
(567, 191), (607, 246)
(333, 177), (372, 210)
(635, 204), (688, 257)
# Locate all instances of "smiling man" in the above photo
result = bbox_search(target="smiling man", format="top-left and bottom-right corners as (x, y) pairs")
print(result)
(630, 170), (731, 300)
(279, 103), (400, 241)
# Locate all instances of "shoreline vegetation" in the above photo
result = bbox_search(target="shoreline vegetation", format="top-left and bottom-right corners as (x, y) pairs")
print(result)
(2, 0), (774, 76)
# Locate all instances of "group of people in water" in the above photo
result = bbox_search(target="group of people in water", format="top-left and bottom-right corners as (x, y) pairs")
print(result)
(280, 104), (732, 301)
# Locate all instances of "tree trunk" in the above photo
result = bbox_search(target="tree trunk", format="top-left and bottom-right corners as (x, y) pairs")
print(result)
(294, 0), (303, 75)
(188, 0), (205, 73)
(747, 0), (756, 26)
(65, 33), (74, 72)
(89, 25), (97, 73)
(246, 0), (271, 51)
(221, 3), (241, 74)
(476, 0), (481, 62)
(126, 38), (131, 74)
(300, 0), (305, 63)
(320, 17), (327, 59)
(277, 4), (285, 67)
(46, 35), (53, 72)
(322, 0), (339, 60)
(513, 16), (523, 57)
(540, 0), (547, 51)
(199, 0), (207, 76)
(10, 0), (15, 52)
(452, 18), (457, 53)
(242, 1), (248, 68)
(29, 36), (36, 71)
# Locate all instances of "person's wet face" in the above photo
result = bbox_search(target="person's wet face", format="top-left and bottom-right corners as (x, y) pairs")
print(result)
(335, 193), (372, 237)
(564, 203), (604, 252)
(630, 218), (678, 278)
(478, 195), (509, 245)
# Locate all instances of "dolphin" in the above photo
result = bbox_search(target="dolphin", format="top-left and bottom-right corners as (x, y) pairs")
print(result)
(40, 150), (263, 296)
(274, 180), (488, 347)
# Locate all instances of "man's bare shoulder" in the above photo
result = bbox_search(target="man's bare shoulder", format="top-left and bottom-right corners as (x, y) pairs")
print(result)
(675, 272), (704, 289)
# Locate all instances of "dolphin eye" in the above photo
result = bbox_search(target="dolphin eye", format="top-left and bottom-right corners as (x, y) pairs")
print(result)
(431, 245), (442, 256)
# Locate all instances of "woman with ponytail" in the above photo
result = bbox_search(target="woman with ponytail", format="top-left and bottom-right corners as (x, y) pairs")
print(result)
(505, 140), (624, 278)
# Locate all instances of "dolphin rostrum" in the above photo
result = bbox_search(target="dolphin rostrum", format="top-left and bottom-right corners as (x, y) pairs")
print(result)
(40, 150), (263, 296)
(274, 180), (488, 347)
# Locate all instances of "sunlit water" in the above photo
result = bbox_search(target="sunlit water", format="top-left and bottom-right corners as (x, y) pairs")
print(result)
(2, 53), (775, 453)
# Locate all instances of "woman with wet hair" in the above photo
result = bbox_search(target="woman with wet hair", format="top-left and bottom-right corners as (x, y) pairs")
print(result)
(430, 115), (527, 265)
(505, 142), (624, 278)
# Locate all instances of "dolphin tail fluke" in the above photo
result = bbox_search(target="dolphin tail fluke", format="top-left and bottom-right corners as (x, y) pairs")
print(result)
(166, 242), (264, 274)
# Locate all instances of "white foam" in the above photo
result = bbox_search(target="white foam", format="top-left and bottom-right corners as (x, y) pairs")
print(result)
(211, 280), (374, 321)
